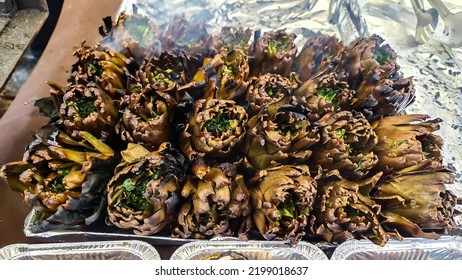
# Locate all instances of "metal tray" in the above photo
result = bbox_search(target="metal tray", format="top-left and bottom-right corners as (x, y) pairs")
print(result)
(330, 236), (462, 260)
(22, 0), (462, 244)
(24, 209), (192, 246)
(170, 238), (328, 260)
(0, 240), (161, 260)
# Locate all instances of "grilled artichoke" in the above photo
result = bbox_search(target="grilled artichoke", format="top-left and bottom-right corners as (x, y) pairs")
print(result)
(309, 172), (390, 246)
(0, 125), (116, 232)
(174, 160), (251, 239)
(293, 73), (354, 121)
(180, 99), (248, 160)
(293, 35), (345, 82)
(56, 76), (118, 142)
(71, 43), (131, 96)
(107, 143), (186, 235)
(245, 73), (298, 117)
(191, 49), (250, 101)
(337, 35), (415, 120)
(372, 114), (443, 174)
(244, 103), (319, 170)
(354, 74), (416, 121)
(373, 166), (456, 238)
(250, 29), (297, 77)
(340, 34), (399, 84)
(160, 16), (212, 57)
(250, 165), (317, 243)
(116, 66), (178, 149)
(212, 26), (252, 54)
(312, 111), (378, 179)
(99, 12), (161, 62)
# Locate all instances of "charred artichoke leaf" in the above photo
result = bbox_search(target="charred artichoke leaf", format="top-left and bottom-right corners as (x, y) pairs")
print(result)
(174, 160), (251, 239)
(107, 142), (187, 235)
(250, 165), (317, 244)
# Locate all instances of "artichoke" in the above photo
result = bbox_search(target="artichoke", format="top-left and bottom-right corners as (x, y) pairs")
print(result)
(339, 34), (399, 84)
(116, 62), (178, 149)
(353, 73), (416, 121)
(130, 51), (193, 101)
(191, 49), (250, 101)
(293, 35), (345, 82)
(250, 29), (297, 77)
(293, 73), (354, 121)
(312, 111), (378, 180)
(174, 160), (251, 239)
(373, 166), (456, 238)
(244, 103), (319, 170)
(180, 99), (248, 160)
(372, 114), (443, 175)
(160, 16), (212, 57)
(56, 76), (118, 142)
(212, 26), (252, 54)
(250, 165), (317, 243)
(107, 143), (186, 235)
(71, 43), (131, 96)
(99, 12), (161, 62)
(245, 73), (298, 117)
(337, 34), (415, 120)
(0, 125), (116, 232)
(309, 173), (390, 246)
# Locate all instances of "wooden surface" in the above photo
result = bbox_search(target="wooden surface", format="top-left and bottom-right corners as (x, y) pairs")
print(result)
(0, 0), (178, 259)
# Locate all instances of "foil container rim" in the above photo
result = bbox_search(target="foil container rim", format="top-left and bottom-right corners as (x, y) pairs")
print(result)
(330, 236), (462, 260)
(170, 238), (329, 260)
(0, 239), (161, 260)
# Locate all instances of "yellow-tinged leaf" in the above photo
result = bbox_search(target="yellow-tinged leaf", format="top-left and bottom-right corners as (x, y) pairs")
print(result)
(49, 147), (87, 163)
(121, 143), (150, 163)
(64, 170), (86, 190)
(79, 131), (114, 157)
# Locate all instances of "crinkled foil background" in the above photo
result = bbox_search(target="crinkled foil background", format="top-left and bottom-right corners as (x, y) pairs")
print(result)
(119, 0), (462, 210)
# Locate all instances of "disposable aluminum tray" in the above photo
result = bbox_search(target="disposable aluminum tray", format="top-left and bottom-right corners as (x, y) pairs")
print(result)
(170, 239), (328, 260)
(0, 240), (161, 260)
(330, 236), (462, 260)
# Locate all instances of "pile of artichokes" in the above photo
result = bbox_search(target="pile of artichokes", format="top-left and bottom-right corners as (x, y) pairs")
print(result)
(1, 13), (459, 246)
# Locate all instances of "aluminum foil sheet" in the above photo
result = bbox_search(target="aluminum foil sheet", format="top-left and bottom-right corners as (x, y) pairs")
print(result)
(0, 240), (161, 260)
(170, 238), (328, 260)
(330, 236), (462, 260)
